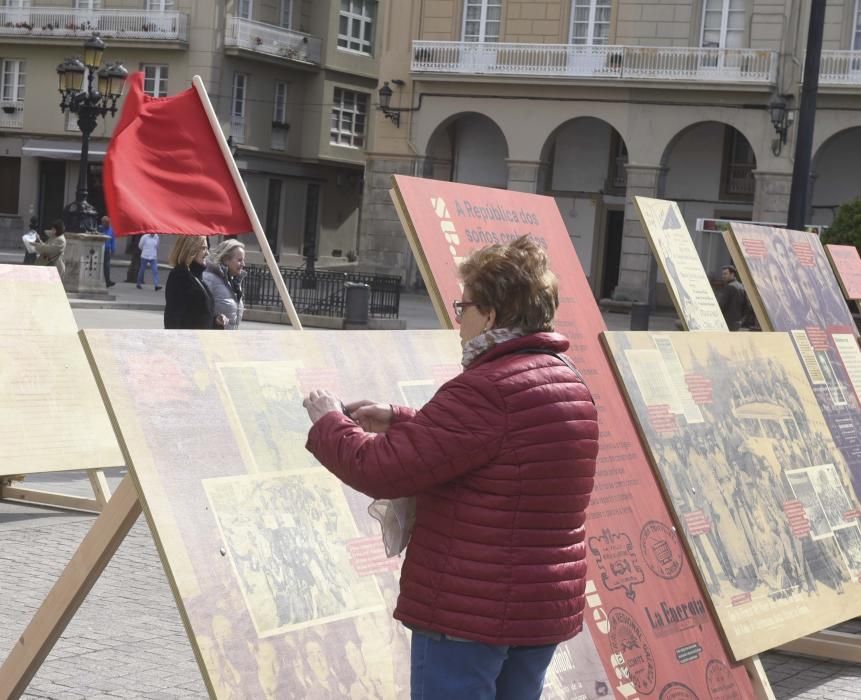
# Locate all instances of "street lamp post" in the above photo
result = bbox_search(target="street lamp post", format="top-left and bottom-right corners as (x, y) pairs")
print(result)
(56, 34), (127, 233)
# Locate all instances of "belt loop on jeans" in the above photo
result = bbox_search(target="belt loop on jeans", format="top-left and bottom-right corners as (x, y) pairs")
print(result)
(407, 625), (475, 643)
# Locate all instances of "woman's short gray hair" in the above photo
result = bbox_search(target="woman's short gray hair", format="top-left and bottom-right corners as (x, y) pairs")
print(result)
(210, 239), (245, 266)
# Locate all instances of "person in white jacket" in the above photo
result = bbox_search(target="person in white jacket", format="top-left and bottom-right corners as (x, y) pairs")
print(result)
(137, 233), (161, 290)
(202, 239), (246, 330)
(21, 216), (39, 264)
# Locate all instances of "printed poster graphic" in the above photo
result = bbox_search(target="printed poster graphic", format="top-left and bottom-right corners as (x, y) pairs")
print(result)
(391, 175), (755, 686)
(634, 196), (728, 331)
(204, 471), (386, 637)
(825, 244), (861, 302)
(602, 330), (861, 659)
(725, 223), (861, 502)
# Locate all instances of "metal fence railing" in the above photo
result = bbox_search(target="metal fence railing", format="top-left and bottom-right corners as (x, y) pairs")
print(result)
(244, 264), (401, 319)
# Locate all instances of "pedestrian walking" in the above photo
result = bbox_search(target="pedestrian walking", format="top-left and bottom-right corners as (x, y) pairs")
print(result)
(125, 234), (142, 283)
(203, 239), (246, 330)
(303, 236), (598, 699)
(99, 215), (116, 287)
(717, 265), (754, 331)
(164, 236), (228, 329)
(137, 233), (161, 290)
(33, 220), (67, 276)
(21, 216), (39, 265)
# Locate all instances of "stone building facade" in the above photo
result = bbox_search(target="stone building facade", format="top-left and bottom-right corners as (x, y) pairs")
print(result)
(361, 0), (861, 300)
(0, 0), (381, 268)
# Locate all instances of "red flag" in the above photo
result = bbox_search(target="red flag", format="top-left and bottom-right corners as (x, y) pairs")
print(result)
(104, 72), (253, 237)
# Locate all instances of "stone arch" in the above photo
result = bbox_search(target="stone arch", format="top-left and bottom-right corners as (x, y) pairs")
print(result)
(538, 117), (631, 299)
(423, 112), (509, 189)
(811, 127), (861, 226)
(659, 121), (759, 278)
(657, 117), (764, 174)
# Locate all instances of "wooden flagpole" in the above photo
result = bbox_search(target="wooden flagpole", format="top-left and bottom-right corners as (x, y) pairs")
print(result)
(191, 75), (303, 331)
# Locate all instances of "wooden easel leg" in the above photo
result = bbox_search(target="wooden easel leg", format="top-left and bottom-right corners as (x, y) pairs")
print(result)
(87, 469), (112, 508)
(778, 630), (861, 663)
(0, 469), (113, 514)
(0, 474), (141, 700)
(744, 655), (776, 700)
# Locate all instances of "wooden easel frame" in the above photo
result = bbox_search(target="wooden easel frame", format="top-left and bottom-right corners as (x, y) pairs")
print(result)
(0, 475), (140, 699)
(1, 470), (111, 514)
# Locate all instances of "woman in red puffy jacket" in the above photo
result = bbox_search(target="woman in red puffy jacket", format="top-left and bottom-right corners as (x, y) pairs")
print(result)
(303, 236), (598, 700)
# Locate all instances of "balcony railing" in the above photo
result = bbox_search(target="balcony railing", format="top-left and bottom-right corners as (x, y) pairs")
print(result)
(412, 41), (778, 84)
(818, 50), (861, 86)
(0, 101), (23, 129)
(0, 7), (187, 41)
(225, 15), (321, 65)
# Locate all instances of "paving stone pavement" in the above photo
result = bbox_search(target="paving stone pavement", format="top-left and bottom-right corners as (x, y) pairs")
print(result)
(0, 479), (207, 699)
(1, 473), (858, 699)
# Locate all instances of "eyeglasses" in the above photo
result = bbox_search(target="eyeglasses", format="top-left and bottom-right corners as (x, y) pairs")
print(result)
(452, 300), (479, 320)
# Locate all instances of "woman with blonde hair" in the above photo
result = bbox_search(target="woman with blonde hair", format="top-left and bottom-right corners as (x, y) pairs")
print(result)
(203, 239), (246, 330)
(164, 235), (227, 329)
(303, 236), (598, 699)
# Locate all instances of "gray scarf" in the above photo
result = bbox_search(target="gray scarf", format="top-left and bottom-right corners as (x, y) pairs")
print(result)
(461, 327), (527, 367)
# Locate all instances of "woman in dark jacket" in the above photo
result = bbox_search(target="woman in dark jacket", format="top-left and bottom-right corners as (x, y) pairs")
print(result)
(164, 235), (227, 329)
(303, 236), (598, 700)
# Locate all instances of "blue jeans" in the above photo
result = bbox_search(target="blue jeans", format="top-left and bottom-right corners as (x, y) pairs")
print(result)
(410, 631), (557, 700)
(137, 257), (159, 287)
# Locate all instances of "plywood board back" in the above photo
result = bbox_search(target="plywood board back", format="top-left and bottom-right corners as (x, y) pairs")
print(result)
(82, 329), (611, 699)
(0, 265), (123, 476)
(825, 244), (861, 302)
(0, 265), (76, 333)
(390, 175), (755, 690)
(602, 330), (861, 659)
(724, 224), (861, 502)
(634, 197), (728, 331)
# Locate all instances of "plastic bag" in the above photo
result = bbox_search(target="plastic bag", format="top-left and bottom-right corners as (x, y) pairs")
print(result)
(368, 496), (416, 558)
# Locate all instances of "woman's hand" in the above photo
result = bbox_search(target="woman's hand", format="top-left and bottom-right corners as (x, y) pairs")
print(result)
(214, 314), (229, 328)
(304, 389), (345, 424)
(346, 400), (393, 433)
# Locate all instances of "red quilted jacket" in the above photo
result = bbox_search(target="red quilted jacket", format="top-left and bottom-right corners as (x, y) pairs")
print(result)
(306, 332), (598, 646)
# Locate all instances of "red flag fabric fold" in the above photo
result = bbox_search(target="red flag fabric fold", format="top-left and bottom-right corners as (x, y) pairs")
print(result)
(104, 72), (253, 237)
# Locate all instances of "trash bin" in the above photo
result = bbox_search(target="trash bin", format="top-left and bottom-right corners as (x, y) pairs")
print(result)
(629, 302), (651, 330)
(344, 282), (370, 328)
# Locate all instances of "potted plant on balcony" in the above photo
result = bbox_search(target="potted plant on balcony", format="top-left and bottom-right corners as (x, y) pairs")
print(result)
(272, 120), (290, 131)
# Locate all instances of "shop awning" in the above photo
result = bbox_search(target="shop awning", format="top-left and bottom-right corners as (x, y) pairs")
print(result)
(21, 139), (109, 161)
